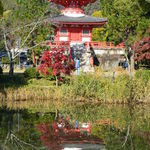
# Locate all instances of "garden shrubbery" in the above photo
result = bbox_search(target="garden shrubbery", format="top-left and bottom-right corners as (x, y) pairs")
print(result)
(1, 68), (150, 104)
(135, 70), (150, 83)
(61, 71), (150, 104)
(24, 67), (39, 79)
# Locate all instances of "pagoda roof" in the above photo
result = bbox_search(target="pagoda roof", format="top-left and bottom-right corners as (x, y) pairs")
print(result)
(49, 15), (107, 25)
(50, 0), (97, 7)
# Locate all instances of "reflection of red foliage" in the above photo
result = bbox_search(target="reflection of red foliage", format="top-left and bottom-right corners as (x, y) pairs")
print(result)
(36, 122), (63, 150)
(38, 47), (74, 77)
(36, 120), (103, 149)
(133, 37), (150, 62)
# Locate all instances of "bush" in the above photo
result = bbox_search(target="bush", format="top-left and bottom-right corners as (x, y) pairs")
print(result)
(135, 70), (150, 83)
(39, 68), (55, 80)
(0, 66), (3, 74)
(1, 57), (9, 64)
(1, 57), (19, 64)
(24, 67), (39, 79)
(61, 72), (149, 104)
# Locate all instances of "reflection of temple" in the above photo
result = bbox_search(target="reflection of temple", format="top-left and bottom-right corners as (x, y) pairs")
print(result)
(37, 121), (105, 150)
(49, 0), (107, 44)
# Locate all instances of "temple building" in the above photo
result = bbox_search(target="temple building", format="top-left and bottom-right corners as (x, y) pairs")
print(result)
(48, 0), (125, 71)
(49, 0), (107, 44)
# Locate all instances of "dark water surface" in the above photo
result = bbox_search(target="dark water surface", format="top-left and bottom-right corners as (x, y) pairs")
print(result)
(0, 104), (150, 150)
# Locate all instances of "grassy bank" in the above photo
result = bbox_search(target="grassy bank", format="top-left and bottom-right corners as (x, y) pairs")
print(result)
(61, 70), (150, 104)
(0, 70), (150, 109)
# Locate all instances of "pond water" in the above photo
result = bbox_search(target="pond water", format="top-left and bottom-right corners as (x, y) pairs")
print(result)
(0, 104), (150, 150)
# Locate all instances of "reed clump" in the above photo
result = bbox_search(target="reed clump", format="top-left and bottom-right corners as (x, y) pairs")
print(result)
(0, 70), (150, 109)
(61, 71), (150, 104)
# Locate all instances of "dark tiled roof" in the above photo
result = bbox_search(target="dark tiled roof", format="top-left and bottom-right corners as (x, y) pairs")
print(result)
(49, 15), (107, 24)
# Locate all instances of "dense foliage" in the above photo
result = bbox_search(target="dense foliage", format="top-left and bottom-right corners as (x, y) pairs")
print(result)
(133, 37), (150, 67)
(99, 0), (150, 45)
(1, 0), (52, 55)
(24, 67), (39, 79)
(92, 11), (108, 41)
(39, 47), (74, 79)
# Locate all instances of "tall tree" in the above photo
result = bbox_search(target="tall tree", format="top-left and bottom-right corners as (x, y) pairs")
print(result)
(99, 0), (150, 73)
(0, 0), (54, 77)
(100, 0), (150, 45)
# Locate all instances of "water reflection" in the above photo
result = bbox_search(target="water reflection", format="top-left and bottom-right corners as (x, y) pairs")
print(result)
(0, 105), (150, 149)
(36, 119), (104, 149)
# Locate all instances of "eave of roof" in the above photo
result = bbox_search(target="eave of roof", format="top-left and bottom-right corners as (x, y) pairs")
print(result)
(49, 15), (107, 25)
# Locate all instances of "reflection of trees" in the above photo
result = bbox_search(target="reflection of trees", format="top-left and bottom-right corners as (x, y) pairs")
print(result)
(0, 109), (55, 149)
(90, 105), (150, 149)
(0, 105), (150, 149)
(61, 104), (150, 149)
(0, 89), (7, 107)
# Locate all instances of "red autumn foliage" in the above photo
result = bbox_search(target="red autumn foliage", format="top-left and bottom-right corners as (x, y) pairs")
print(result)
(36, 122), (63, 150)
(133, 37), (150, 62)
(38, 47), (74, 77)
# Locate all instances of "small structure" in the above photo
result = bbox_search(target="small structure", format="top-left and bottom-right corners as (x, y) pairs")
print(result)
(49, 0), (107, 44)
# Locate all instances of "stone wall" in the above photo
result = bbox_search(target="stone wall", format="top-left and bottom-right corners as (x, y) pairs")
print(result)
(94, 48), (125, 70)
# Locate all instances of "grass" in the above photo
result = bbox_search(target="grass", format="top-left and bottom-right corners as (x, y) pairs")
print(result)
(0, 69), (150, 110)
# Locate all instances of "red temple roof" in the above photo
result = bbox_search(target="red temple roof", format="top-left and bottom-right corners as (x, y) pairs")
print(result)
(49, 0), (97, 7)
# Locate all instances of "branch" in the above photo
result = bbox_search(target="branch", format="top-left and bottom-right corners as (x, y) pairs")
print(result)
(20, 7), (50, 48)
(10, 133), (46, 150)
(7, 18), (48, 35)
(3, 132), (10, 150)
(2, 26), (9, 52)
(11, 133), (39, 150)
(122, 125), (130, 147)
(13, 137), (24, 150)
(13, 40), (46, 59)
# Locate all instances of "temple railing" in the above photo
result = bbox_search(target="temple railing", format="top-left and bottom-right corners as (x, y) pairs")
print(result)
(84, 42), (125, 49)
(45, 41), (125, 49)
(46, 41), (70, 47)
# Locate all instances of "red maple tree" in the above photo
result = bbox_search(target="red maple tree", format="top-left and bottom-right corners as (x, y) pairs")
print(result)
(133, 37), (150, 65)
(38, 47), (74, 85)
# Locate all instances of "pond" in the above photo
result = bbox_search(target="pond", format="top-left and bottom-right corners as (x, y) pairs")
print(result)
(0, 104), (150, 150)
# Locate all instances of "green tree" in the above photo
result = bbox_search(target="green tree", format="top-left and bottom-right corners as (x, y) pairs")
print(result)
(0, 0), (53, 77)
(100, 0), (150, 45)
(92, 11), (108, 41)
(99, 0), (150, 74)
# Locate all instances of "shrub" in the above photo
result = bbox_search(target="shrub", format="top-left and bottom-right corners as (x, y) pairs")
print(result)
(135, 70), (150, 83)
(61, 72), (149, 104)
(0, 66), (3, 74)
(1, 57), (9, 64)
(39, 68), (55, 80)
(24, 67), (39, 79)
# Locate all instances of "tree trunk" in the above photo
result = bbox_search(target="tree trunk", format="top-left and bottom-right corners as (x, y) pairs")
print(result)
(130, 53), (134, 73)
(9, 51), (14, 78)
(9, 60), (14, 78)
(55, 76), (58, 87)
